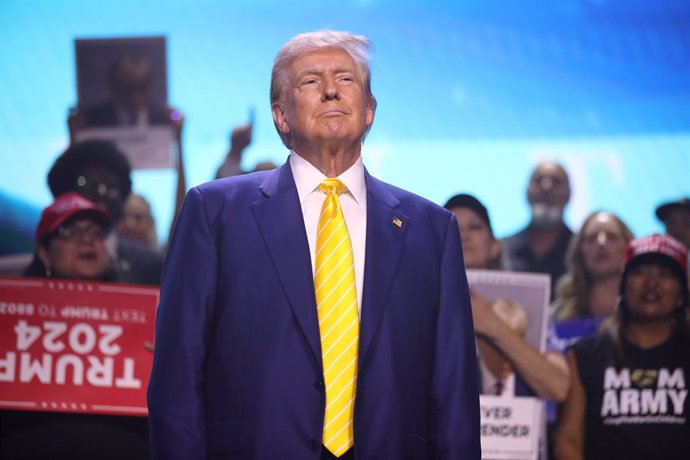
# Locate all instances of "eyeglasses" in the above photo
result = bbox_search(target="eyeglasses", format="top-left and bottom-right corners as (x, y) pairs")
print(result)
(56, 225), (107, 242)
(76, 175), (122, 200)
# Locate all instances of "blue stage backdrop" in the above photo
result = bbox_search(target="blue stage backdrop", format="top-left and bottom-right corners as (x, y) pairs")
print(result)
(1, 0), (688, 252)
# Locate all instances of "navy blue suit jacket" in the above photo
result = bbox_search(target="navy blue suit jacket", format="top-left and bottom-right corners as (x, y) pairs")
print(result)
(147, 163), (480, 459)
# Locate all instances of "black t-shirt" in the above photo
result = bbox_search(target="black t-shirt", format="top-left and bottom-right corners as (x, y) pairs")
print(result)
(501, 224), (573, 299)
(0, 410), (149, 460)
(574, 330), (690, 460)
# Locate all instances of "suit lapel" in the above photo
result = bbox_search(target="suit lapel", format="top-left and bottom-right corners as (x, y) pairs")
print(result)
(251, 164), (322, 364)
(359, 171), (409, 367)
(250, 166), (409, 369)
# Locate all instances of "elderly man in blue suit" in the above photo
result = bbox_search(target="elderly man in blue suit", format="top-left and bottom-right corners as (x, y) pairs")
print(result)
(147, 30), (480, 460)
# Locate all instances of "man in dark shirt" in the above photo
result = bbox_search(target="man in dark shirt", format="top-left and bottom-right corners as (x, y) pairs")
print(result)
(502, 161), (573, 297)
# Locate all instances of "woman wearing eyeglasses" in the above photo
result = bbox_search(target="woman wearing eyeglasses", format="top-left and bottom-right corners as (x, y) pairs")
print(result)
(1, 193), (148, 460)
(23, 192), (119, 281)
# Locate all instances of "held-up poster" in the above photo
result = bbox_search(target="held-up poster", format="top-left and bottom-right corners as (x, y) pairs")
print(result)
(0, 277), (158, 416)
(73, 36), (175, 169)
(467, 269), (551, 460)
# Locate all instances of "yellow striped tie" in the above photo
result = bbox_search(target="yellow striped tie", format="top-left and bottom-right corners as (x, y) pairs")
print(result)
(315, 178), (359, 457)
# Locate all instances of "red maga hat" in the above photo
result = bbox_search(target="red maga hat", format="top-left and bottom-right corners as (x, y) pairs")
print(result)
(35, 192), (110, 244)
(624, 233), (688, 272)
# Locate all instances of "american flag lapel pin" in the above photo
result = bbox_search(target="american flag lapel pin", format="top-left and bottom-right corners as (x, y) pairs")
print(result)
(392, 217), (403, 228)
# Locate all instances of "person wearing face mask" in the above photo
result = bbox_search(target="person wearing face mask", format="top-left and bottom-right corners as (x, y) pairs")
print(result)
(555, 234), (690, 460)
(444, 193), (569, 402)
(502, 161), (573, 298)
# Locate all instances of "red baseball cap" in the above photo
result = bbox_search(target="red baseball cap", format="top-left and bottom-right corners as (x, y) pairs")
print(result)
(624, 233), (688, 273)
(35, 192), (111, 244)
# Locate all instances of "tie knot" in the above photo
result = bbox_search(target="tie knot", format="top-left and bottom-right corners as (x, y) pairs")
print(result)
(319, 178), (346, 196)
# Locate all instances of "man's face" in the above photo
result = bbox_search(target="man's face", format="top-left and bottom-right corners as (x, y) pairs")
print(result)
(272, 47), (374, 153)
(452, 207), (500, 270)
(114, 74), (151, 113)
(579, 213), (628, 279)
(527, 162), (570, 225)
(624, 263), (684, 324)
(112, 57), (153, 113)
(39, 217), (109, 280)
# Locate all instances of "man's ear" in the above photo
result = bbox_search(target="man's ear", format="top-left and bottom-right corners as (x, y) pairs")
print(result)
(366, 102), (375, 128)
(271, 103), (290, 135)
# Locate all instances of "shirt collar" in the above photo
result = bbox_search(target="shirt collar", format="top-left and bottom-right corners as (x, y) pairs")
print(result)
(289, 150), (366, 206)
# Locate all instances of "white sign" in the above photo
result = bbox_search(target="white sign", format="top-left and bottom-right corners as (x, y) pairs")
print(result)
(467, 269), (550, 354)
(75, 126), (175, 170)
(480, 396), (541, 460)
(468, 270), (551, 459)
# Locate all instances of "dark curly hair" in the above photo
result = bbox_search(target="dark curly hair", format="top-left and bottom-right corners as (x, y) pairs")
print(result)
(47, 140), (132, 199)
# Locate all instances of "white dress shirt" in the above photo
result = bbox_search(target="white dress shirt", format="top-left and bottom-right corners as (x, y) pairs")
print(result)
(479, 356), (516, 397)
(289, 151), (367, 315)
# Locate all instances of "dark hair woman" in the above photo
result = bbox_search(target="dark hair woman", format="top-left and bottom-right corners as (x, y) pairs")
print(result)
(556, 234), (690, 460)
(2, 193), (149, 460)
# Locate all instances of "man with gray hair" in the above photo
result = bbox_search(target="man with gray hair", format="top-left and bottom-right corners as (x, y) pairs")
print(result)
(148, 30), (480, 460)
(502, 161), (574, 298)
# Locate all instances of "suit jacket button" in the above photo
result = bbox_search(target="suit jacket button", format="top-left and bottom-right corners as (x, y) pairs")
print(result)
(315, 380), (324, 391)
(309, 439), (319, 451)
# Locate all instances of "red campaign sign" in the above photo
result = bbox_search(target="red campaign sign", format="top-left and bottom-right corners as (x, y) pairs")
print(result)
(0, 276), (158, 417)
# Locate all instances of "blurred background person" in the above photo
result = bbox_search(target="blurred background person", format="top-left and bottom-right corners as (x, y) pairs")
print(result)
(251, 160), (277, 172)
(502, 161), (573, 299)
(655, 197), (690, 249)
(552, 211), (634, 343)
(47, 139), (163, 285)
(549, 210), (633, 456)
(1, 192), (149, 460)
(215, 121), (278, 178)
(23, 192), (117, 280)
(445, 193), (569, 402)
(116, 193), (158, 249)
(215, 122), (253, 178)
(555, 233), (690, 460)
(445, 193), (502, 270)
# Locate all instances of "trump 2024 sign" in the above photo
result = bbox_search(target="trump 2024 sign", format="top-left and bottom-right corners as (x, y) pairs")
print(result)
(0, 277), (157, 416)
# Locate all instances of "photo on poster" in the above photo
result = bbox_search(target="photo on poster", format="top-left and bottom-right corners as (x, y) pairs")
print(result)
(468, 269), (550, 360)
(75, 36), (168, 127)
(467, 269), (550, 460)
(73, 36), (174, 169)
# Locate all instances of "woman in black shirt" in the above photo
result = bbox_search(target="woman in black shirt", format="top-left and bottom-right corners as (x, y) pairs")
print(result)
(555, 233), (690, 460)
